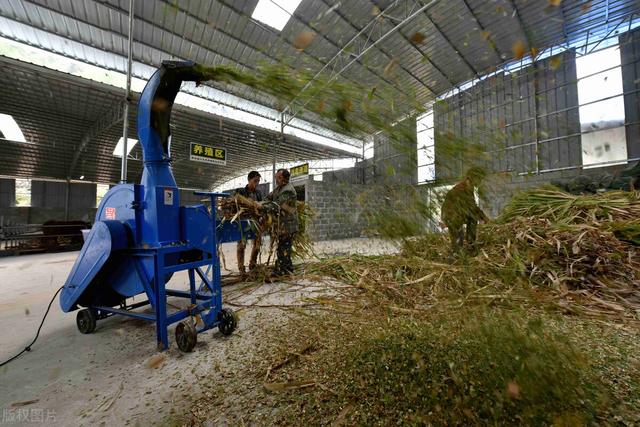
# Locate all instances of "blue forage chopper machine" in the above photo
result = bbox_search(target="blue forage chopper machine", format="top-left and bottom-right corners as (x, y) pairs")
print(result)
(60, 61), (253, 352)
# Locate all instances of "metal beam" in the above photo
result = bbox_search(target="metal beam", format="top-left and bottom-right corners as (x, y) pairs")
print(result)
(283, 0), (439, 126)
(120, 0), (134, 183)
(157, 0), (416, 119)
(365, 1), (470, 96)
(321, 0), (437, 96)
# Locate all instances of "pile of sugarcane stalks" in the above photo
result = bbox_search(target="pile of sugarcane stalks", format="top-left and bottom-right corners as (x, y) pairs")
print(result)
(307, 188), (640, 320)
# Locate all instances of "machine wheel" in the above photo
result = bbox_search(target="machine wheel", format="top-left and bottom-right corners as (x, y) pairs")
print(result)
(76, 309), (97, 334)
(218, 308), (237, 336)
(175, 320), (197, 352)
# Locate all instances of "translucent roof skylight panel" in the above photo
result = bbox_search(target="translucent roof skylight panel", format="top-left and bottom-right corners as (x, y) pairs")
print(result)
(3, 17), (26, 43)
(80, 41), (96, 71)
(251, 0), (303, 32)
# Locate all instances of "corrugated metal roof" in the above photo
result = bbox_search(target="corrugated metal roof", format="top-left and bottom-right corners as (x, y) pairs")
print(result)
(3, 0), (633, 118)
(0, 55), (354, 188)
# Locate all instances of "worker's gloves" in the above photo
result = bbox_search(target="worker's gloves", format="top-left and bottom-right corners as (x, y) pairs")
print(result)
(259, 201), (279, 214)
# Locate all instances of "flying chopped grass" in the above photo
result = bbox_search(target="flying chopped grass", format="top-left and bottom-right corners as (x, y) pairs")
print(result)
(409, 32), (426, 44)
(550, 54), (563, 70)
(293, 31), (316, 51)
(512, 40), (527, 60)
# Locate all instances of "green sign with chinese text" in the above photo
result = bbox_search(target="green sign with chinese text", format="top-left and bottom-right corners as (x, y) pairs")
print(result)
(290, 163), (309, 179)
(190, 143), (226, 165)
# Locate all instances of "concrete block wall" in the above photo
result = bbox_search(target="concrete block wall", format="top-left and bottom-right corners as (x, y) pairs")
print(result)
(321, 166), (364, 185)
(305, 179), (376, 241)
(0, 180), (97, 225)
(304, 162), (626, 241)
(31, 181), (96, 210)
(372, 119), (417, 185)
(0, 207), (97, 224)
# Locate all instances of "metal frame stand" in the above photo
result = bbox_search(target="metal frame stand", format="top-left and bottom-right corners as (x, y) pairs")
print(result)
(85, 192), (228, 350)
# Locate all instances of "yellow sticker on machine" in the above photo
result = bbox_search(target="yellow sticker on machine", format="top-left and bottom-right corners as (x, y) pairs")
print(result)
(190, 143), (226, 165)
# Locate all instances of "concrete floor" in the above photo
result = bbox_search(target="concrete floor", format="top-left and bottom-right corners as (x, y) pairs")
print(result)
(0, 238), (398, 426)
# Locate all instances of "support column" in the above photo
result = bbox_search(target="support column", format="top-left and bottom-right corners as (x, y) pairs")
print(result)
(273, 113), (283, 189)
(120, 0), (135, 183)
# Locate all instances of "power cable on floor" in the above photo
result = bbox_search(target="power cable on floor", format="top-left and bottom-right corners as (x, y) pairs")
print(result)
(0, 286), (63, 368)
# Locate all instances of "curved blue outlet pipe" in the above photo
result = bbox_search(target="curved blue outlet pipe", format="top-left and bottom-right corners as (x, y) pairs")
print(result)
(136, 60), (208, 245)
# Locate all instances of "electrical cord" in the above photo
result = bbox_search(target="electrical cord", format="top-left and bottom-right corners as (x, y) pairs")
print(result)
(0, 286), (63, 368)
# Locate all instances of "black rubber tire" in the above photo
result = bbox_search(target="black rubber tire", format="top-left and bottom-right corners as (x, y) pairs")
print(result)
(175, 320), (197, 352)
(218, 308), (237, 336)
(76, 309), (97, 334)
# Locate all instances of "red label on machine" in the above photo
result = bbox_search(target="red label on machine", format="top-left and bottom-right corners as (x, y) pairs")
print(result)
(105, 207), (116, 220)
(164, 188), (174, 205)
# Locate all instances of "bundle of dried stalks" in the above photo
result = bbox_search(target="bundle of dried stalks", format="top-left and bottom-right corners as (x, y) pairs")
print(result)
(218, 195), (316, 263)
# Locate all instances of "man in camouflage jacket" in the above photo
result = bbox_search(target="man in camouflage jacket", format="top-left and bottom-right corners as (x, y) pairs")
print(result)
(441, 167), (489, 253)
(265, 168), (299, 275)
